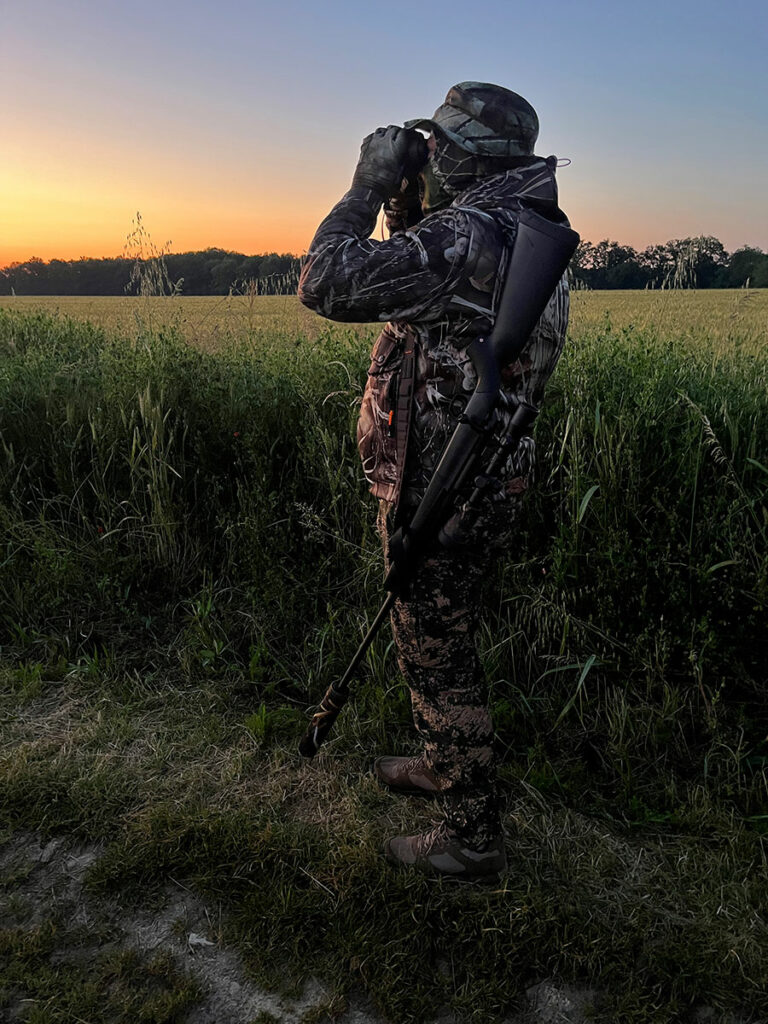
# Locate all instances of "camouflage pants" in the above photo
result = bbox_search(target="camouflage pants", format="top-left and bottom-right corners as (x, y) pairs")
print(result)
(377, 491), (524, 846)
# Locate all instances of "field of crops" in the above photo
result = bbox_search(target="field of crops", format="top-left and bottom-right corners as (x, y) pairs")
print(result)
(0, 293), (325, 348)
(0, 291), (766, 1023)
(1, 287), (766, 351)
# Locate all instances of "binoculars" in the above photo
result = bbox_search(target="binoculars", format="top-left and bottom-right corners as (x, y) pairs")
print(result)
(400, 127), (429, 181)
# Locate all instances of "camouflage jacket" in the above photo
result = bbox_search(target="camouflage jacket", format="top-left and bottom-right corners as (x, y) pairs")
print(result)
(299, 159), (571, 509)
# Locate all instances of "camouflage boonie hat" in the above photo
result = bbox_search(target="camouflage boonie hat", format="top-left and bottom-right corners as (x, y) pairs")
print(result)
(405, 82), (539, 159)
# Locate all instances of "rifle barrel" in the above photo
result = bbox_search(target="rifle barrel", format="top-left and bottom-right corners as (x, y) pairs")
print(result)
(298, 593), (396, 758)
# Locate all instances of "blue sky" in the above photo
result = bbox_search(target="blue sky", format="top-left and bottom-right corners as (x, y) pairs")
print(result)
(2, 0), (766, 260)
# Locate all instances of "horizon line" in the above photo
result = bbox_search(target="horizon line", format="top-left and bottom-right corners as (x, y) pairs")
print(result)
(3, 232), (766, 271)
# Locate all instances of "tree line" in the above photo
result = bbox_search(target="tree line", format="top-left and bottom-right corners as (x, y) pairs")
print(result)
(1, 237), (767, 296)
(570, 236), (768, 290)
(0, 249), (301, 297)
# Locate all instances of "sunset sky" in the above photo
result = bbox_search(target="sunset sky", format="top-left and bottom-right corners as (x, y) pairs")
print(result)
(2, 0), (766, 265)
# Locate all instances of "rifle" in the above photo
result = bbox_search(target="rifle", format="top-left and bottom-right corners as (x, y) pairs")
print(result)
(298, 208), (579, 759)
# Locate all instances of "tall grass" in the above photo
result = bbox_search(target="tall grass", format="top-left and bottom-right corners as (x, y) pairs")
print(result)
(1, 303), (767, 1022)
(3, 305), (763, 721)
(0, 310), (374, 669)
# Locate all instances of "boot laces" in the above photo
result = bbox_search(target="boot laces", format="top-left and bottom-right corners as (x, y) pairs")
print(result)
(415, 822), (451, 858)
(403, 754), (426, 776)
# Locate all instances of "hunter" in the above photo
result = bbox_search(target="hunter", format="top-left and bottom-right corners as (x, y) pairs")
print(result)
(299, 82), (571, 881)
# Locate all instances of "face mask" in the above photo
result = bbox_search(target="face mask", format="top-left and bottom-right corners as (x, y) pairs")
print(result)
(419, 158), (452, 213)
(418, 135), (482, 213)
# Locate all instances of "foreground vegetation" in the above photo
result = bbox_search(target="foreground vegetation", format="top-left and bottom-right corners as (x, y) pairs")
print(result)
(1, 293), (767, 1022)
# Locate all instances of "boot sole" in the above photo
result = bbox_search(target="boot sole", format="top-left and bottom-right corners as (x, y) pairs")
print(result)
(376, 780), (438, 798)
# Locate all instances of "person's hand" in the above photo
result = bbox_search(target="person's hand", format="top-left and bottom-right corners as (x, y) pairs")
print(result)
(384, 177), (423, 233)
(351, 126), (427, 198)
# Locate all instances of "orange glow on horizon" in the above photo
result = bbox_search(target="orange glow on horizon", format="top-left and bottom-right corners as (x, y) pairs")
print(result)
(0, 179), (317, 266)
(0, 234), (307, 267)
(3, 122), (764, 269)
(0, 141), (328, 268)
(2, 163), (763, 269)
(0, 200), (321, 267)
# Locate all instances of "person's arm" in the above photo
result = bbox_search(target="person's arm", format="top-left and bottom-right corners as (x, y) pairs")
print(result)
(298, 186), (470, 323)
(299, 125), (472, 324)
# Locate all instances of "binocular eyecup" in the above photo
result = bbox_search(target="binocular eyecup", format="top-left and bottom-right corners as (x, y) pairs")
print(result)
(400, 127), (429, 179)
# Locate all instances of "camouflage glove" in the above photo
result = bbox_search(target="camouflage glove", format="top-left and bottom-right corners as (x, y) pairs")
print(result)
(384, 177), (423, 234)
(351, 126), (427, 199)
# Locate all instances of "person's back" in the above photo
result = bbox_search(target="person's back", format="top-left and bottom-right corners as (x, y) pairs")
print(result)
(299, 82), (572, 882)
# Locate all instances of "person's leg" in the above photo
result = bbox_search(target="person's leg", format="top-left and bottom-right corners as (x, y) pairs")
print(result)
(376, 502), (503, 848)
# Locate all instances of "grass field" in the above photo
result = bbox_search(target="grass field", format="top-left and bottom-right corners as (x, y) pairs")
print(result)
(1, 287), (766, 351)
(0, 294), (327, 348)
(0, 291), (767, 1023)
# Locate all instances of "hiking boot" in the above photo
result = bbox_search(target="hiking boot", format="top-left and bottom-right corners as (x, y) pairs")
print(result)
(373, 754), (440, 797)
(383, 823), (507, 882)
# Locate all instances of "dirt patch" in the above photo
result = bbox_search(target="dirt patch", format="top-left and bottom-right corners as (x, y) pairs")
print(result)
(0, 830), (363, 1022)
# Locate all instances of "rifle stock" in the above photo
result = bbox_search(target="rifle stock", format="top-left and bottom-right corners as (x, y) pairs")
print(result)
(299, 208), (579, 758)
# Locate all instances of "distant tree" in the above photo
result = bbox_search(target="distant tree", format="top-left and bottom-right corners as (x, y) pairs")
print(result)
(726, 246), (768, 288)
(570, 239), (646, 289)
(660, 236), (729, 289)
(14, 257), (46, 295)
(210, 256), (240, 294)
(569, 240), (594, 288)
(166, 252), (212, 294)
(638, 244), (674, 288)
